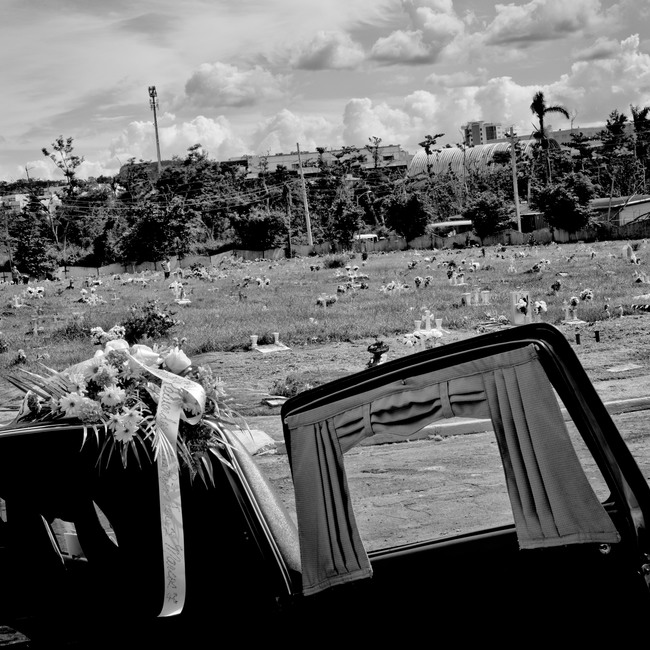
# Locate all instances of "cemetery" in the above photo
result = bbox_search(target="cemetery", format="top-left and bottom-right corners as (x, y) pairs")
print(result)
(2, 236), (650, 648)
(1, 238), (650, 406)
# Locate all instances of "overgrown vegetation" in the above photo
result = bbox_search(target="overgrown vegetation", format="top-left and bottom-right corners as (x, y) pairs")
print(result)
(0, 240), (647, 378)
(2, 94), (650, 278)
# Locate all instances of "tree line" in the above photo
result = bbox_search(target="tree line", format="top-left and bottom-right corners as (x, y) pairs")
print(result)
(2, 92), (650, 278)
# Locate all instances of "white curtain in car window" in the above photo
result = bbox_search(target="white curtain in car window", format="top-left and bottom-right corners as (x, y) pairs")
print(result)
(284, 345), (620, 597)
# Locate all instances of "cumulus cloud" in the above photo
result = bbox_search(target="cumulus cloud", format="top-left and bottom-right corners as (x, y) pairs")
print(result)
(290, 30), (365, 70)
(184, 62), (289, 108)
(250, 109), (341, 154)
(339, 82), (560, 153)
(371, 30), (436, 64)
(548, 34), (650, 121)
(110, 114), (248, 163)
(573, 36), (621, 61)
(484, 0), (606, 46)
(342, 94), (452, 149)
(370, 0), (466, 64)
(19, 159), (60, 181)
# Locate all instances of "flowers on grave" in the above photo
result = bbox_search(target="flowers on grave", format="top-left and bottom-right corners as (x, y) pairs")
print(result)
(6, 337), (244, 484)
(534, 300), (547, 315)
(78, 288), (107, 305)
(569, 296), (580, 308)
(23, 286), (45, 299)
(580, 289), (594, 301)
(91, 324), (127, 346)
(316, 293), (337, 307)
(401, 329), (442, 347)
(516, 295), (529, 315)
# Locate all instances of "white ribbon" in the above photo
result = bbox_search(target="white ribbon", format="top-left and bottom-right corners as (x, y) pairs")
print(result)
(61, 341), (206, 617)
(126, 350), (206, 618)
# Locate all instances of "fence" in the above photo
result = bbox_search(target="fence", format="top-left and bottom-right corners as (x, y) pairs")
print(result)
(6, 220), (649, 283)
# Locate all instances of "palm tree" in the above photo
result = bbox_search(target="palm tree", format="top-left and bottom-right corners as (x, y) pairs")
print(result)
(530, 90), (570, 183)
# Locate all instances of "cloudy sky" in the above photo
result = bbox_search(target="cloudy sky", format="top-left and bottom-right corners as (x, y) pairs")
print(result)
(2, 0), (649, 182)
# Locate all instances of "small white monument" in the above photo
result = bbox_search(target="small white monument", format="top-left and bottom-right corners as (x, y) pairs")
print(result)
(510, 291), (533, 325)
(251, 331), (290, 354)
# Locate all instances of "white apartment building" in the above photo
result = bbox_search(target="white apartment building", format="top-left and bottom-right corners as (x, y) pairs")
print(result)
(462, 121), (505, 147)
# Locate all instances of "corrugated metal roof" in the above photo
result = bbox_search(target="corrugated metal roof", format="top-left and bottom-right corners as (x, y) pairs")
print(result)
(429, 220), (472, 228)
(408, 140), (539, 177)
(591, 195), (650, 210)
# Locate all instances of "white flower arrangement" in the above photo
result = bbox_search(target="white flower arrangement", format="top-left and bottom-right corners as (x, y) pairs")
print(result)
(569, 296), (580, 308)
(534, 300), (547, 315)
(23, 286), (45, 299)
(580, 289), (594, 301)
(516, 296), (529, 314)
(91, 325), (127, 346)
(6, 337), (245, 484)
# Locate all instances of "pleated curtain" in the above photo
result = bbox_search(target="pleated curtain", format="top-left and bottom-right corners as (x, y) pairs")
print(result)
(284, 345), (620, 596)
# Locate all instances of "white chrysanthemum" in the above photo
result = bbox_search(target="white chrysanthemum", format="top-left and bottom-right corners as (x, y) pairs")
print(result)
(109, 409), (141, 443)
(65, 372), (88, 395)
(58, 392), (84, 418)
(77, 397), (104, 423)
(90, 362), (119, 388)
(99, 386), (126, 407)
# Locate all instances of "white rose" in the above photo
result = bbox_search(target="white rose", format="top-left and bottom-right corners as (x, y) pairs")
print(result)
(105, 339), (130, 353)
(163, 348), (192, 375)
(130, 344), (161, 367)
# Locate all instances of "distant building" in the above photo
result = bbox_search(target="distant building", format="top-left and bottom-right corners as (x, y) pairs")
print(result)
(590, 195), (650, 227)
(0, 194), (28, 214)
(462, 121), (505, 147)
(245, 144), (413, 177)
(547, 126), (606, 145)
(0, 191), (62, 215)
(519, 195), (650, 231)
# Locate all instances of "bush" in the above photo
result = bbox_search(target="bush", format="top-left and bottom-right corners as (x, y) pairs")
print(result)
(121, 300), (178, 344)
(462, 191), (513, 243)
(270, 374), (315, 398)
(323, 255), (349, 269)
(533, 183), (593, 233)
(55, 318), (90, 342)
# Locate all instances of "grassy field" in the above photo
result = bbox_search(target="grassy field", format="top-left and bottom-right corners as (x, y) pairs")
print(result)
(0, 238), (648, 378)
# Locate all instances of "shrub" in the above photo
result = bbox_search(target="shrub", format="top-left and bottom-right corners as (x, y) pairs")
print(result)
(462, 191), (514, 243)
(323, 255), (349, 269)
(270, 374), (315, 398)
(533, 183), (594, 233)
(121, 300), (178, 344)
(55, 317), (90, 342)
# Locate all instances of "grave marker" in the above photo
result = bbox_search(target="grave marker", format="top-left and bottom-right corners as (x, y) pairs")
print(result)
(561, 301), (586, 325)
(251, 331), (290, 354)
(510, 291), (533, 325)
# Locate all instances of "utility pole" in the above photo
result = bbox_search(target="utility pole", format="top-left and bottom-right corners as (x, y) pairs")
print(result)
(1, 202), (13, 273)
(148, 85), (162, 176)
(296, 143), (313, 246)
(506, 127), (522, 232)
(284, 183), (293, 258)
